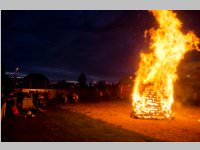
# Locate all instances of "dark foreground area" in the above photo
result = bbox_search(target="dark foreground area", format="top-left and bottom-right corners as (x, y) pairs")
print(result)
(2, 100), (200, 142)
(1, 104), (157, 142)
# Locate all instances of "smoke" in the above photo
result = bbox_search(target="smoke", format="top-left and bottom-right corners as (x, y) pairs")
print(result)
(174, 51), (200, 106)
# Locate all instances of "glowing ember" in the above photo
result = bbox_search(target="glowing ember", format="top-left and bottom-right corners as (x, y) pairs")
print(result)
(132, 10), (200, 119)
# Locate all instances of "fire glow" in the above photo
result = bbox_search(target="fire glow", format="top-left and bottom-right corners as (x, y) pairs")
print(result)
(132, 10), (200, 119)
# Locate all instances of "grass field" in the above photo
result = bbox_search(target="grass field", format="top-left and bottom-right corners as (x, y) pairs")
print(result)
(61, 100), (200, 142)
(1, 104), (156, 142)
(1, 99), (200, 142)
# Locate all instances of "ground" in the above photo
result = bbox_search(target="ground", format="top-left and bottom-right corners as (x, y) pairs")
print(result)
(1, 99), (200, 142)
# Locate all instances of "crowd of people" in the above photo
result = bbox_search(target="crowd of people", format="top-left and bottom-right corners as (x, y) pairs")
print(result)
(1, 89), (48, 120)
(1, 82), (129, 120)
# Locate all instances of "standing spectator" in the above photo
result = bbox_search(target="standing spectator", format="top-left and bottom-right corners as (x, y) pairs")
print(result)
(6, 91), (15, 117)
(1, 93), (6, 120)
(6, 91), (19, 117)
(16, 89), (24, 114)
(33, 91), (39, 108)
(63, 91), (68, 104)
(44, 91), (48, 103)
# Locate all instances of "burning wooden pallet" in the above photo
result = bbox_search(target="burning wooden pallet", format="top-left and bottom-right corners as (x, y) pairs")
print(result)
(131, 88), (173, 119)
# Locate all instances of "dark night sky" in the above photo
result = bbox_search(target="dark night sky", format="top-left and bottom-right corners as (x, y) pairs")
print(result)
(2, 10), (200, 82)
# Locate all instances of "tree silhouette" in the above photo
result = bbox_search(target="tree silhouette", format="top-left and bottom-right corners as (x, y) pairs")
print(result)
(23, 73), (49, 88)
(78, 73), (87, 88)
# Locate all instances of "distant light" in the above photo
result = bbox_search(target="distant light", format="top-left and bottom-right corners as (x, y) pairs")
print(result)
(66, 80), (78, 84)
(5, 71), (26, 78)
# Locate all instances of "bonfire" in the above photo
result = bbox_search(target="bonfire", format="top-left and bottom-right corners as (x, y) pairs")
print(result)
(132, 10), (200, 119)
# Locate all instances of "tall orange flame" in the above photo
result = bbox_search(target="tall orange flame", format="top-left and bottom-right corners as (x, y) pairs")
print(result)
(132, 10), (200, 119)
